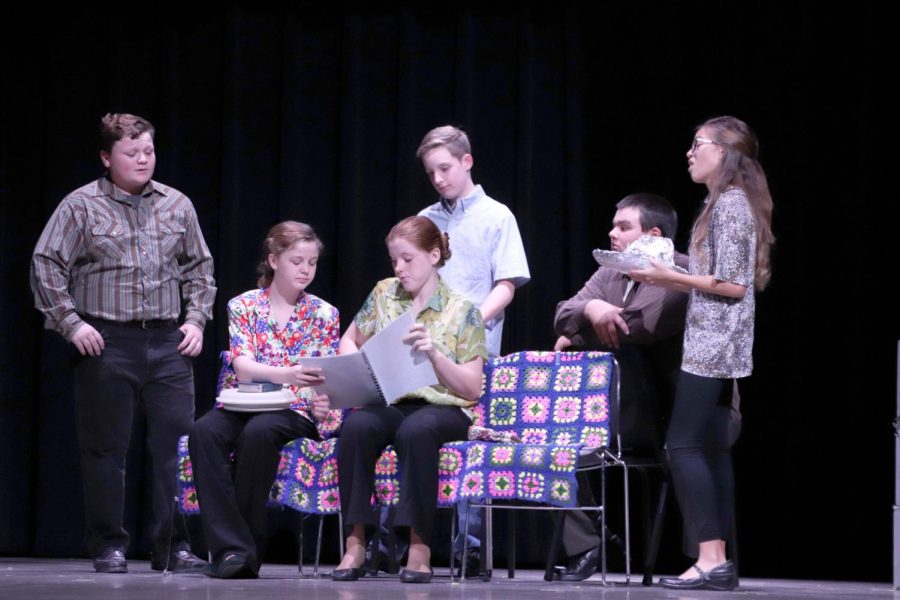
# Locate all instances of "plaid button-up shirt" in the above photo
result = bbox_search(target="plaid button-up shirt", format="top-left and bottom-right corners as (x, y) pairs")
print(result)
(31, 176), (216, 339)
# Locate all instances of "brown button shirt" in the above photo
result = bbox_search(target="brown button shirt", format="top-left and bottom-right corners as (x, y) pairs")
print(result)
(31, 176), (216, 339)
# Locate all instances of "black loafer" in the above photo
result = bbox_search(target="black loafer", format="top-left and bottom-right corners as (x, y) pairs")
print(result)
(151, 549), (207, 572)
(203, 554), (258, 579)
(400, 567), (433, 583)
(331, 567), (364, 581)
(659, 560), (737, 591)
(557, 546), (599, 581)
(93, 548), (127, 574)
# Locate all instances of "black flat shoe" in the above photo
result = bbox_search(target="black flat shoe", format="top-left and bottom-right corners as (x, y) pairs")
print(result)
(331, 567), (364, 581)
(93, 548), (127, 574)
(659, 560), (737, 591)
(400, 567), (433, 584)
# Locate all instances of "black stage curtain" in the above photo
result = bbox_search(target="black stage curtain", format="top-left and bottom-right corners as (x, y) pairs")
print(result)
(2, 2), (897, 582)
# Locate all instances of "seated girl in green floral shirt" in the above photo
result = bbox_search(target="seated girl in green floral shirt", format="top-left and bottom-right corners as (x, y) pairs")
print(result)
(330, 216), (487, 584)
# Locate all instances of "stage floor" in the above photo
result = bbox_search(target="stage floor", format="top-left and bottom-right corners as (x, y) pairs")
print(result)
(0, 558), (894, 600)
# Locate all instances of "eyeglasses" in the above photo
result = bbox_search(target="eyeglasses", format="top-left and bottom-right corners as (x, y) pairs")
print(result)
(689, 137), (718, 154)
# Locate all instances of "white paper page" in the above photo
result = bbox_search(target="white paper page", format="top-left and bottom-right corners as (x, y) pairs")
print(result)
(301, 352), (382, 409)
(361, 310), (439, 403)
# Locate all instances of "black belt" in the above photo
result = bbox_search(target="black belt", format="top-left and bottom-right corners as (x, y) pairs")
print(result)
(86, 317), (177, 330)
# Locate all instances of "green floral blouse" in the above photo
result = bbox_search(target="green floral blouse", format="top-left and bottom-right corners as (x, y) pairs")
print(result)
(354, 277), (488, 408)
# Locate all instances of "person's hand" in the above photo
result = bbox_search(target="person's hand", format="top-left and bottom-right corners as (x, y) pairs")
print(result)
(553, 335), (573, 352)
(178, 323), (204, 356)
(70, 322), (104, 356)
(403, 323), (438, 361)
(628, 258), (672, 287)
(584, 300), (629, 349)
(311, 393), (331, 420)
(284, 364), (326, 387)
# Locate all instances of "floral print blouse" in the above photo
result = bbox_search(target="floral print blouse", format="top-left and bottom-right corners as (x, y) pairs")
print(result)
(222, 288), (342, 436)
(354, 277), (488, 409)
(682, 187), (757, 379)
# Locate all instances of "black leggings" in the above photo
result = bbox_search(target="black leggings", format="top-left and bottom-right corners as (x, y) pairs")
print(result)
(666, 370), (735, 557)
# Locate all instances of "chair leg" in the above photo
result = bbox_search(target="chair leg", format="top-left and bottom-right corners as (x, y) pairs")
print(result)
(297, 516), (307, 578)
(449, 503), (457, 582)
(642, 475), (668, 586)
(544, 511), (566, 582)
(462, 502), (471, 581)
(484, 500), (494, 580)
(622, 463), (631, 584)
(313, 515), (324, 577)
(507, 510), (516, 579)
(600, 460), (608, 584)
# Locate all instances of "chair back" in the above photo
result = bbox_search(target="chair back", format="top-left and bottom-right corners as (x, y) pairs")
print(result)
(473, 351), (614, 451)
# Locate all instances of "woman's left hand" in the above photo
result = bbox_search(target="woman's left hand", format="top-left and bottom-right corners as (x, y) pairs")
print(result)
(311, 393), (331, 420)
(629, 259), (674, 287)
(403, 323), (438, 361)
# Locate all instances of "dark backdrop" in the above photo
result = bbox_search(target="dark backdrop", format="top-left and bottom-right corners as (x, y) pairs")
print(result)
(2, 2), (897, 583)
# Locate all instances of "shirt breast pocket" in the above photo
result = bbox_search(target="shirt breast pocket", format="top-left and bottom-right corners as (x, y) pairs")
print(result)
(158, 214), (187, 258)
(88, 219), (126, 261)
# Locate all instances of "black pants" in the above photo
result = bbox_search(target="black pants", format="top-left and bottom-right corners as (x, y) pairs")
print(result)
(72, 320), (194, 557)
(666, 370), (735, 557)
(338, 401), (470, 546)
(189, 408), (318, 569)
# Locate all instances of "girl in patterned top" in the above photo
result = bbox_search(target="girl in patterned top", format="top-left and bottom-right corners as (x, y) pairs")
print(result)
(189, 221), (340, 579)
(330, 216), (487, 584)
(631, 116), (774, 591)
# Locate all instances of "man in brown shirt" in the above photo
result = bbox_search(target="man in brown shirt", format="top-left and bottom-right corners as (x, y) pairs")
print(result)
(31, 113), (216, 573)
(552, 193), (688, 580)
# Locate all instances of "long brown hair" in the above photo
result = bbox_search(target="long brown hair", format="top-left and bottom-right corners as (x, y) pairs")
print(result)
(690, 116), (774, 290)
(257, 221), (324, 288)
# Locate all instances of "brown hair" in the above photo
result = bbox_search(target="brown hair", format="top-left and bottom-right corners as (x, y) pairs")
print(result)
(257, 221), (324, 287)
(690, 116), (775, 290)
(385, 216), (451, 267)
(416, 125), (471, 161)
(99, 113), (155, 153)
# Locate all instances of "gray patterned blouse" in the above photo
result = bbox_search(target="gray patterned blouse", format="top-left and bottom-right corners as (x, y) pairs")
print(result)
(682, 187), (757, 379)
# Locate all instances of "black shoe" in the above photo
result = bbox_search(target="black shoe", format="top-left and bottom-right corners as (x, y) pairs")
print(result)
(203, 554), (258, 579)
(400, 567), (433, 583)
(659, 561), (737, 591)
(93, 548), (127, 574)
(150, 550), (207, 572)
(455, 548), (481, 577)
(331, 567), (364, 581)
(557, 546), (599, 582)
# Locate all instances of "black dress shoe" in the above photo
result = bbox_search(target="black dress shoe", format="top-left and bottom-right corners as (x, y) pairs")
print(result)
(150, 550), (207, 572)
(558, 546), (599, 582)
(203, 554), (258, 579)
(93, 548), (127, 574)
(659, 560), (737, 591)
(331, 567), (364, 581)
(399, 567), (433, 583)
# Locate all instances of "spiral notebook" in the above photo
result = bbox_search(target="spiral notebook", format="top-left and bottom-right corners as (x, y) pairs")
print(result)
(301, 311), (438, 409)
